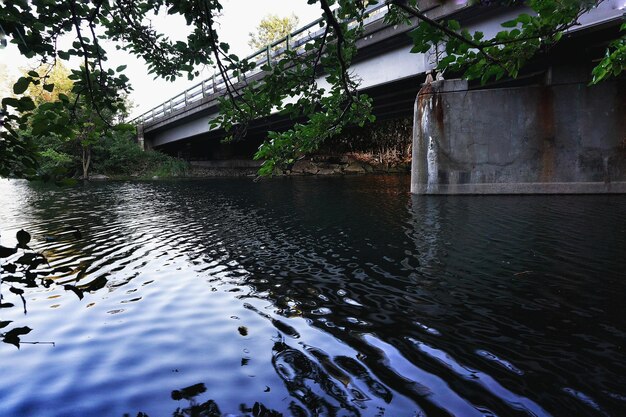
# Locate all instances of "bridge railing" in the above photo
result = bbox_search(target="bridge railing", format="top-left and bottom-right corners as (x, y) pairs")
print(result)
(131, 3), (390, 126)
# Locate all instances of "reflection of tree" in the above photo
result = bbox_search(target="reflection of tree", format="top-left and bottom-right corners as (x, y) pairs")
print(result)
(0, 229), (80, 347)
(128, 382), (283, 417)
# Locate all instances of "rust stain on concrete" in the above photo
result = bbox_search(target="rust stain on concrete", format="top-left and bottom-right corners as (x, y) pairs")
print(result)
(417, 82), (434, 116)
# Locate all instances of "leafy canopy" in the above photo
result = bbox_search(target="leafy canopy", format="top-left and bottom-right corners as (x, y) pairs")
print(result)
(1, 0), (624, 176)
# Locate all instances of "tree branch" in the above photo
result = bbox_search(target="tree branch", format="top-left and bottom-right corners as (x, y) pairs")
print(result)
(389, 0), (501, 65)
(319, 0), (357, 103)
(311, 25), (330, 85)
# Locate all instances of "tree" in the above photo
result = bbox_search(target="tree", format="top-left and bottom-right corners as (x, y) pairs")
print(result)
(27, 91), (126, 179)
(1, 0), (624, 177)
(25, 62), (74, 105)
(248, 14), (300, 51)
(7, 60), (124, 179)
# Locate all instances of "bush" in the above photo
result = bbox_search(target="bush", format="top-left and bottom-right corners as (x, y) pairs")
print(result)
(91, 125), (188, 178)
(38, 148), (75, 178)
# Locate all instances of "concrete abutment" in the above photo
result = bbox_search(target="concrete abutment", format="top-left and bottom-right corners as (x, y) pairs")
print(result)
(411, 77), (626, 194)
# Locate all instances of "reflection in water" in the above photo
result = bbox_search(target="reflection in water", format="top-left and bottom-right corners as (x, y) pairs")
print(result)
(127, 382), (282, 417)
(0, 177), (625, 417)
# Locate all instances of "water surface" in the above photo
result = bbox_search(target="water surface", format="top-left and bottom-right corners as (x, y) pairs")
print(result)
(0, 177), (624, 417)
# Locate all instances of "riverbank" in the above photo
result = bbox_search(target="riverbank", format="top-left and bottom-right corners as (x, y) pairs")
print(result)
(186, 154), (409, 177)
(188, 116), (413, 177)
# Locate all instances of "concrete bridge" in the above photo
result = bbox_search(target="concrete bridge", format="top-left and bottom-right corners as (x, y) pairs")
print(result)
(135, 0), (626, 193)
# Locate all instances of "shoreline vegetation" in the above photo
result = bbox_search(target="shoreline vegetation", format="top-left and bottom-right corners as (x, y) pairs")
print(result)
(78, 117), (412, 181)
(33, 124), (188, 182)
(34, 116), (413, 181)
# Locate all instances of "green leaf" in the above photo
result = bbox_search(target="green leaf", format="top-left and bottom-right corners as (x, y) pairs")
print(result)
(20, 97), (36, 111)
(501, 20), (518, 28)
(1, 97), (20, 109)
(42, 83), (55, 92)
(438, 55), (456, 67)
(13, 77), (32, 94)
(116, 65), (127, 72)
(447, 20), (461, 31)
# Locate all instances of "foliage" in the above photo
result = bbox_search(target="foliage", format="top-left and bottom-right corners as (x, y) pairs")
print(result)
(248, 14), (300, 51)
(1, 0), (624, 177)
(37, 147), (75, 179)
(592, 23), (626, 84)
(14, 63), (139, 179)
(25, 93), (114, 179)
(28, 119), (187, 180)
(396, 0), (605, 83)
(92, 126), (188, 178)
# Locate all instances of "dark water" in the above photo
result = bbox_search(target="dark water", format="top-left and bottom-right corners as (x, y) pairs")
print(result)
(0, 176), (625, 417)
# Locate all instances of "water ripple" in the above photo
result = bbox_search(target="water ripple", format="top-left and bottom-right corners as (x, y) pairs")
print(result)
(1, 178), (625, 417)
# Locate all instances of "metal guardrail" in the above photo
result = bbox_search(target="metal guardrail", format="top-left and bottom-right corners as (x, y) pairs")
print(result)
(131, 3), (390, 126)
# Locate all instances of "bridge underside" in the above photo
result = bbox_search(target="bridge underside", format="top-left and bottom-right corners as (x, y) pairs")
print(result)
(143, 8), (623, 168)
(151, 73), (426, 161)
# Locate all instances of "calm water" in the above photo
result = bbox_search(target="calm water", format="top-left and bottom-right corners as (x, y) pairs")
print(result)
(0, 176), (625, 417)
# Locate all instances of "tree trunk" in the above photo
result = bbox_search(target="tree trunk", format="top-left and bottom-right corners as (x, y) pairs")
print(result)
(82, 146), (91, 179)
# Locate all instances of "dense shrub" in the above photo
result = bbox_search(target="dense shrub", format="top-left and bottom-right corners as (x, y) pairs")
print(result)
(34, 123), (187, 179)
(92, 125), (188, 178)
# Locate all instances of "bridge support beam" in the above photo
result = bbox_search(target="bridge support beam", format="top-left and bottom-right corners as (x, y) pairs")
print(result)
(411, 77), (626, 194)
(137, 124), (149, 151)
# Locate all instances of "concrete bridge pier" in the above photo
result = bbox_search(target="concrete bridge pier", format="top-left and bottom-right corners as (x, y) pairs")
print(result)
(411, 76), (626, 194)
(137, 124), (146, 151)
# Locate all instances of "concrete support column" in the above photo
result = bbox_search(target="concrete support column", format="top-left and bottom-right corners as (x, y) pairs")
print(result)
(137, 124), (145, 151)
(410, 77), (626, 194)
(411, 79), (468, 194)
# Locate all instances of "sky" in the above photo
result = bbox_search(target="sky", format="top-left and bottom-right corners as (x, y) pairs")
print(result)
(0, 0), (322, 118)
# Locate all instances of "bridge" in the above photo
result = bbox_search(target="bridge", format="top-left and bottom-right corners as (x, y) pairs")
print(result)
(135, 0), (625, 191)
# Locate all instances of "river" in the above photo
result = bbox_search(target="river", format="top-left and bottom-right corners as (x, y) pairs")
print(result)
(0, 176), (624, 417)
